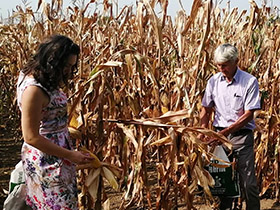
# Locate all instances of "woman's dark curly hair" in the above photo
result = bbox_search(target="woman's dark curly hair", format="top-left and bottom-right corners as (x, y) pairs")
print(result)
(22, 35), (80, 91)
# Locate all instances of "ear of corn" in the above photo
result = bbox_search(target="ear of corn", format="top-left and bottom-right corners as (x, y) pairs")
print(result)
(78, 147), (120, 199)
(79, 146), (102, 168)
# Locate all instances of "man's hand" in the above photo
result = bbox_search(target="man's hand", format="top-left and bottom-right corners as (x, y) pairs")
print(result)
(206, 138), (222, 146)
(197, 133), (205, 141)
(198, 133), (220, 146)
(207, 128), (232, 146)
(206, 129), (230, 146)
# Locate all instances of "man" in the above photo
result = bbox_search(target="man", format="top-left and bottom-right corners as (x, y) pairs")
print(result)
(200, 43), (261, 210)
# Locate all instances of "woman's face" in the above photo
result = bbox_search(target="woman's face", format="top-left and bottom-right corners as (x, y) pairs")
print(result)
(63, 54), (78, 79)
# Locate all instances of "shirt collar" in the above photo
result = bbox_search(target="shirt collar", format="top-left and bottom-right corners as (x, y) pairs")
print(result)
(220, 68), (241, 83)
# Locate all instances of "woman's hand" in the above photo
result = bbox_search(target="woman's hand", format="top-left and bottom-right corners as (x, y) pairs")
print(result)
(67, 150), (95, 165)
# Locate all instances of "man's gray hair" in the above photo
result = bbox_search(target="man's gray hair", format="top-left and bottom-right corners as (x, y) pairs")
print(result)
(214, 43), (238, 63)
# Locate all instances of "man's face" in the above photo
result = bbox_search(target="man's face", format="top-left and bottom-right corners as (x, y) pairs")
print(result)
(216, 59), (238, 80)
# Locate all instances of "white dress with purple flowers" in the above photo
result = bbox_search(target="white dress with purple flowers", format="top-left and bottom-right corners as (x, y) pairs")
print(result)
(17, 72), (78, 210)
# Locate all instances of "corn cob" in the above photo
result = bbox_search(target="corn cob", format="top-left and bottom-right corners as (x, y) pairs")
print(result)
(79, 146), (102, 168)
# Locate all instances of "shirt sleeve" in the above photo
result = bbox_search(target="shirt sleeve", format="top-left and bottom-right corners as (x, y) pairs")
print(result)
(244, 77), (261, 111)
(202, 78), (214, 107)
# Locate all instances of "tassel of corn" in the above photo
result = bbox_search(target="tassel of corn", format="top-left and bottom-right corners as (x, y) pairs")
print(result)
(79, 146), (102, 168)
(102, 166), (118, 190)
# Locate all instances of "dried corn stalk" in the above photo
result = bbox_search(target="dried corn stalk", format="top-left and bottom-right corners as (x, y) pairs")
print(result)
(1, 0), (280, 209)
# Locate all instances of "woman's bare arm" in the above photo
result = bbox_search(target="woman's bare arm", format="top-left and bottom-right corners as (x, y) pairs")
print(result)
(21, 86), (93, 165)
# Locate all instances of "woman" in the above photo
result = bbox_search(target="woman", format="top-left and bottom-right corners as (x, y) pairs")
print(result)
(17, 35), (93, 210)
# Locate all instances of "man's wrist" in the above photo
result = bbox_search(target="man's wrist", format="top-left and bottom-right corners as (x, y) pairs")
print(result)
(220, 128), (230, 137)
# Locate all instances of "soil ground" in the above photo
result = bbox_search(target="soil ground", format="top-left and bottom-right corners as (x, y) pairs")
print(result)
(1, 135), (279, 210)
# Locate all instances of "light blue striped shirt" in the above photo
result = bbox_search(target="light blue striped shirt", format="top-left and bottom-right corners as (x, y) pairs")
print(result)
(202, 68), (261, 130)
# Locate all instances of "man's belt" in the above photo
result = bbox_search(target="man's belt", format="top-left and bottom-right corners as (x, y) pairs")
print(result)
(214, 127), (252, 136)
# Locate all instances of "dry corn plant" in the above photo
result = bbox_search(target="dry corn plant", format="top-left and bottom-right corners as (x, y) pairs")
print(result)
(1, 0), (280, 209)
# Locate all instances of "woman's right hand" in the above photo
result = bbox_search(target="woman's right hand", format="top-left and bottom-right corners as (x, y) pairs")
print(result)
(68, 150), (95, 165)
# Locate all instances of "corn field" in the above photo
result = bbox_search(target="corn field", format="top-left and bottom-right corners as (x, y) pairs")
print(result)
(0, 0), (280, 209)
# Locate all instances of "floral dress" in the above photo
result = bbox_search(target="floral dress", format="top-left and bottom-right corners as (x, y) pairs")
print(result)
(17, 72), (78, 210)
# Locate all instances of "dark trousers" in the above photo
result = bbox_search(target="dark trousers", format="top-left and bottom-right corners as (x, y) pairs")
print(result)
(219, 132), (260, 210)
